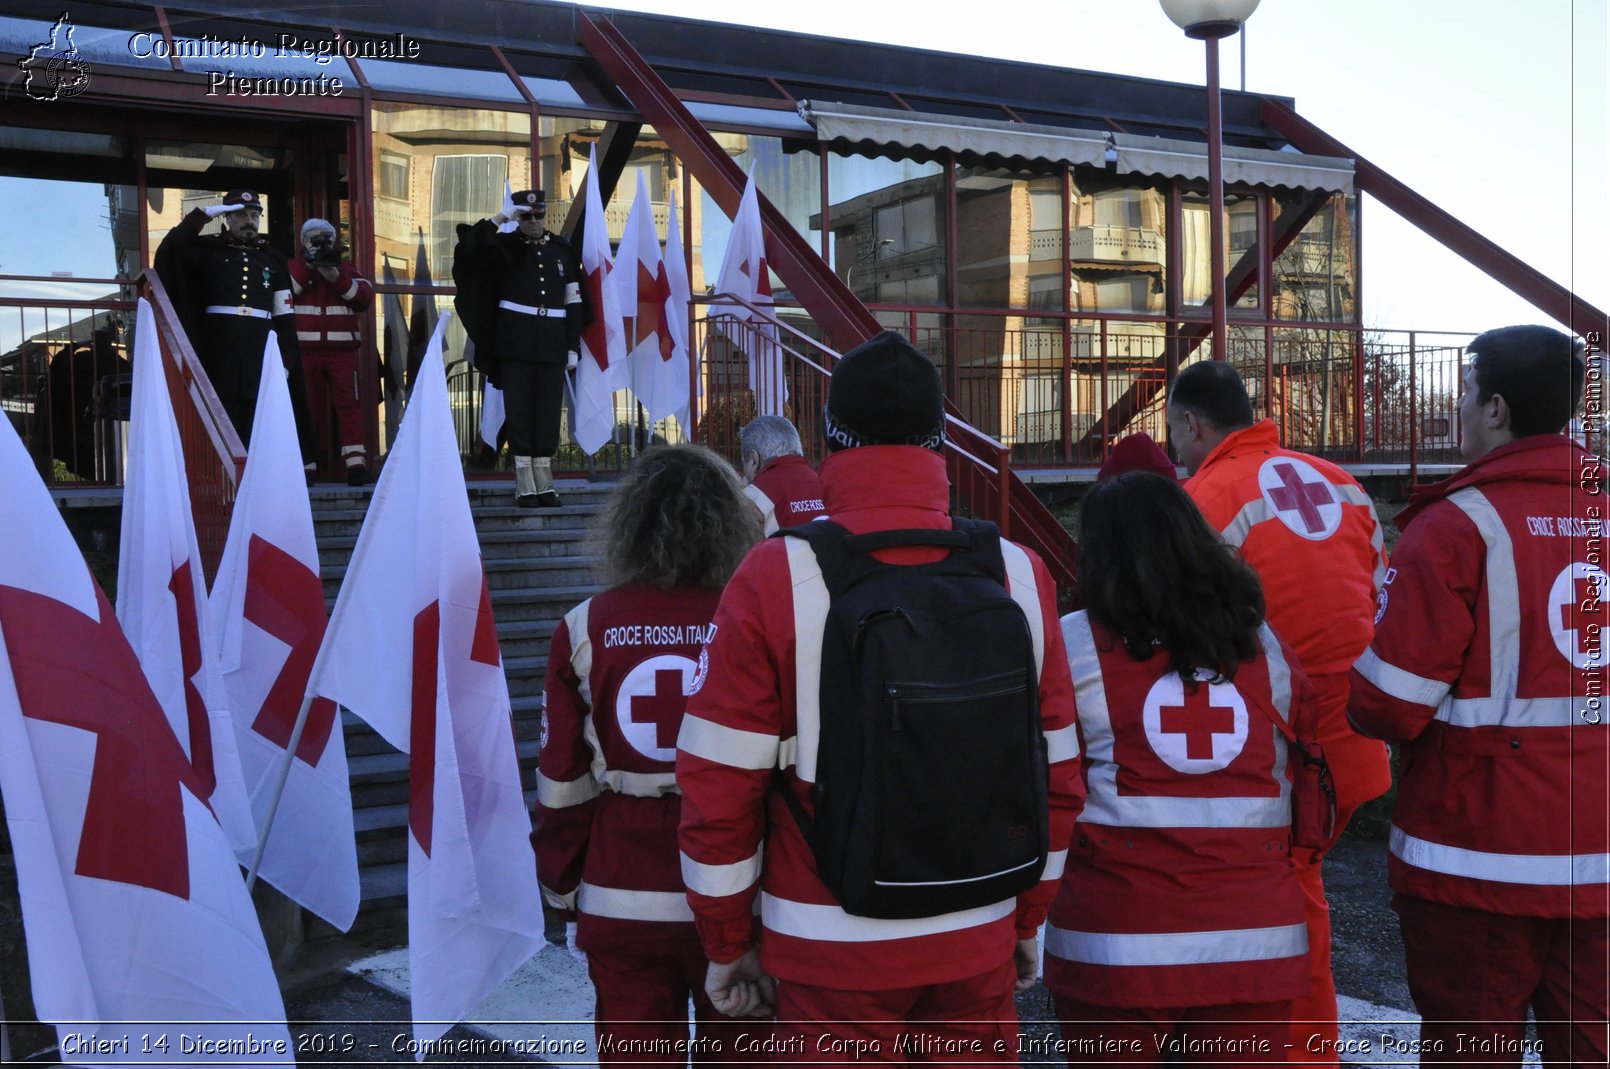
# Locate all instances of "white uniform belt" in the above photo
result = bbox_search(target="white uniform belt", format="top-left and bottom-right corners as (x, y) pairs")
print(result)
(206, 304), (273, 320)
(499, 299), (564, 317)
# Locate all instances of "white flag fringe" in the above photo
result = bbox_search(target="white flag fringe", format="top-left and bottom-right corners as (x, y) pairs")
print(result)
(0, 413), (292, 1067)
(116, 297), (257, 858)
(209, 338), (360, 930)
(316, 314), (545, 1053)
(713, 172), (787, 416)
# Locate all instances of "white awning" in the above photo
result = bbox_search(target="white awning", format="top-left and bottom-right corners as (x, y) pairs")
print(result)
(1112, 132), (1354, 194)
(797, 100), (1109, 168)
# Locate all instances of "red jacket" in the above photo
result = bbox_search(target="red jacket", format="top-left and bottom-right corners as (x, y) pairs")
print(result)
(535, 584), (722, 955)
(1185, 420), (1390, 801)
(676, 446), (1084, 990)
(743, 454), (827, 536)
(1045, 614), (1314, 1008)
(287, 259), (373, 356)
(1349, 436), (1608, 918)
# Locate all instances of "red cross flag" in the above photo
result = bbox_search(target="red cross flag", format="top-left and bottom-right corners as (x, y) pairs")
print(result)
(209, 338), (360, 931)
(575, 144), (628, 455)
(117, 298), (257, 860)
(315, 314), (545, 1052)
(662, 187), (695, 426)
(0, 410), (292, 1064)
(713, 172), (787, 415)
(621, 169), (687, 424)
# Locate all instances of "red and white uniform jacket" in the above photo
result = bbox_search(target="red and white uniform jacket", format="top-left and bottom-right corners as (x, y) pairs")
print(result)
(535, 584), (721, 956)
(743, 454), (827, 536)
(676, 446), (1084, 990)
(1186, 420), (1391, 804)
(1045, 614), (1315, 1008)
(287, 259), (373, 357)
(1349, 436), (1608, 919)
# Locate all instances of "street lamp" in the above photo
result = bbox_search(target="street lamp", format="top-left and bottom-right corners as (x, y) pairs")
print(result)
(1159, 0), (1260, 362)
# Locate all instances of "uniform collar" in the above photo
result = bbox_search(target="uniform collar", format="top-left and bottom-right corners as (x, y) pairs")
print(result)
(1195, 419), (1279, 473)
(819, 446), (950, 522)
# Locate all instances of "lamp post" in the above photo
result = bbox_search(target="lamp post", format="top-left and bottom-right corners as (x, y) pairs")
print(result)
(1159, 0), (1260, 362)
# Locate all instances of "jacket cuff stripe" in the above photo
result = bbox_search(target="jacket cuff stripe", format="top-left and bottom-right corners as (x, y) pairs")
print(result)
(1043, 723), (1081, 763)
(579, 882), (696, 922)
(541, 885), (578, 911)
(678, 715), (778, 771)
(760, 891), (1012, 943)
(536, 772), (597, 809)
(1353, 647), (1451, 708)
(1041, 848), (1068, 882)
(680, 849), (763, 898)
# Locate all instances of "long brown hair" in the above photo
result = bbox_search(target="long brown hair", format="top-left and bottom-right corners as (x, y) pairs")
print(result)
(1077, 471), (1265, 681)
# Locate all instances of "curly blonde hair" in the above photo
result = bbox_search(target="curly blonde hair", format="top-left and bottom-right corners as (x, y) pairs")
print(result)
(593, 444), (763, 590)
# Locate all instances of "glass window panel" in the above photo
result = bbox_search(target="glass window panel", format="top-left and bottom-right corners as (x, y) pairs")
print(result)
(0, 15), (168, 71)
(827, 153), (945, 306)
(1273, 192), (1357, 324)
(1068, 178), (1166, 316)
(361, 60), (525, 102)
(372, 104), (531, 366)
(1181, 189), (1260, 311)
(520, 76), (588, 110)
(0, 127), (125, 157)
(692, 134), (821, 301)
(540, 119), (679, 255)
(1266, 328), (1358, 453)
(956, 167), (1060, 312)
(175, 38), (344, 87)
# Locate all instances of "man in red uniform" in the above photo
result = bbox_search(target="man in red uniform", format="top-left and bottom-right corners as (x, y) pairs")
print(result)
(738, 415), (826, 535)
(289, 218), (374, 485)
(1350, 324), (1607, 1064)
(677, 332), (1083, 1058)
(1166, 360), (1391, 1057)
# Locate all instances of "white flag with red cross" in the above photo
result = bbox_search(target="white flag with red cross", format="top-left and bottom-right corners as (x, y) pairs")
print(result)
(620, 170), (689, 425)
(0, 410), (292, 1065)
(662, 188), (695, 426)
(208, 338), (360, 931)
(315, 314), (545, 1053)
(116, 297), (258, 860)
(575, 144), (628, 454)
(713, 172), (786, 416)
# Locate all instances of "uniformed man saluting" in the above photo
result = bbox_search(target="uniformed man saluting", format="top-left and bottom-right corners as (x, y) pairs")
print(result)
(154, 189), (315, 476)
(453, 189), (586, 508)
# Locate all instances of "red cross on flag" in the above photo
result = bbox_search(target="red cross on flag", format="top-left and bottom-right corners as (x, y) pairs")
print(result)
(208, 337), (359, 931)
(713, 172), (787, 416)
(0, 411), (292, 1063)
(116, 298), (257, 860)
(575, 144), (628, 455)
(621, 169), (687, 424)
(315, 314), (544, 1053)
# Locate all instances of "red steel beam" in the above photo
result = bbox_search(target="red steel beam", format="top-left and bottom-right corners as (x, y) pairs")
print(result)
(577, 10), (880, 352)
(1260, 97), (1608, 342)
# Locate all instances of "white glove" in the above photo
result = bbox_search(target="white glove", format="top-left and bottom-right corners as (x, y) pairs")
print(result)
(491, 212), (509, 226)
(202, 203), (244, 218)
(566, 350), (580, 370)
(564, 922), (587, 966)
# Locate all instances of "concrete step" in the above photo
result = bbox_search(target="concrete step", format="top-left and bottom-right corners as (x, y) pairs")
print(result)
(322, 554), (598, 594)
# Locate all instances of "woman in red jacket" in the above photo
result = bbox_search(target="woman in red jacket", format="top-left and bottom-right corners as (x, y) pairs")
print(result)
(1045, 471), (1316, 1064)
(534, 445), (763, 1065)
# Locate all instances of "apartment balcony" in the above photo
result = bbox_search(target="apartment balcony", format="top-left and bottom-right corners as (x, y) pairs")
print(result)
(1070, 224), (1163, 266)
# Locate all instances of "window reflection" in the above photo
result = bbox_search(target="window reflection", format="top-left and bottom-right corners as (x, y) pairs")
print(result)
(1069, 179), (1167, 316)
(1181, 189), (1260, 310)
(826, 153), (945, 307)
(1273, 192), (1356, 323)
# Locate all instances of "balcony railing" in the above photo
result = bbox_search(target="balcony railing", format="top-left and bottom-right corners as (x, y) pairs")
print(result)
(1070, 224), (1164, 265)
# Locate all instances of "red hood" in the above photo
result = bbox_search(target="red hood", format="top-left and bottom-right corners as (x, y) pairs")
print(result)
(1395, 435), (1604, 530)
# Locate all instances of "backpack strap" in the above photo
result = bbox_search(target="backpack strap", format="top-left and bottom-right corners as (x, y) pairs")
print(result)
(780, 517), (1010, 596)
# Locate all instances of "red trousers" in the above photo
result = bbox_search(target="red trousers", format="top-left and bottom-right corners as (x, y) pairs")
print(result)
(588, 948), (761, 1066)
(771, 961), (1019, 1064)
(1395, 894), (1609, 1066)
(1054, 995), (1292, 1067)
(302, 347), (365, 462)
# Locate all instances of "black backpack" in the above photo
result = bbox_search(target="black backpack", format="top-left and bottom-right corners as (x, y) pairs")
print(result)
(779, 518), (1049, 919)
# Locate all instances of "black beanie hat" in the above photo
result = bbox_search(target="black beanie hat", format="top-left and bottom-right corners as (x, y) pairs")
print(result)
(823, 330), (946, 452)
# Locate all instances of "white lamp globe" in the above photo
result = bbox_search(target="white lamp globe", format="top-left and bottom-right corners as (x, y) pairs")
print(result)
(1159, 0), (1262, 38)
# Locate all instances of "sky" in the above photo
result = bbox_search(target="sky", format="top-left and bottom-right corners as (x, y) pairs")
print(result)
(2, 0), (1604, 344)
(584, 0), (1608, 339)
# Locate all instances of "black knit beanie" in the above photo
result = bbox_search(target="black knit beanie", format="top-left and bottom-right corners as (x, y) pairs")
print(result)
(822, 331), (946, 452)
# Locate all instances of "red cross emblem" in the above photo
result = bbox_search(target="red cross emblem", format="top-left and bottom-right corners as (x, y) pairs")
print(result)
(1, 584), (207, 898)
(1264, 461), (1335, 536)
(582, 261), (614, 371)
(1141, 671), (1249, 774)
(242, 535), (337, 765)
(1549, 563), (1608, 669)
(615, 654), (694, 761)
(739, 255), (774, 300)
(168, 559), (216, 795)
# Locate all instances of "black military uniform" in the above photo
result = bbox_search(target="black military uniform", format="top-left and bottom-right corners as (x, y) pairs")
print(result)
(154, 188), (314, 458)
(453, 189), (586, 506)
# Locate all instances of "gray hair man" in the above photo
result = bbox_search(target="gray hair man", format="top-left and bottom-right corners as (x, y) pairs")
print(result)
(737, 415), (825, 535)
